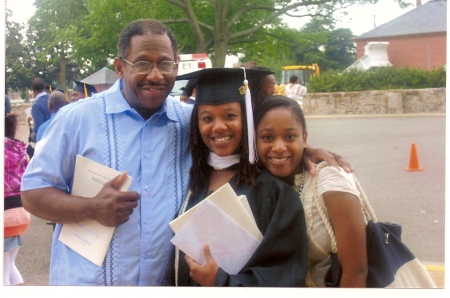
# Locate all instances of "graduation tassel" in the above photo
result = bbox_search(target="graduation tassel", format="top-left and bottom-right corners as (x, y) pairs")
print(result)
(83, 83), (88, 98)
(240, 67), (256, 164)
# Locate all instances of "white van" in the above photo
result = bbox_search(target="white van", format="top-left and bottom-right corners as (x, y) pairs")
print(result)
(171, 53), (212, 100)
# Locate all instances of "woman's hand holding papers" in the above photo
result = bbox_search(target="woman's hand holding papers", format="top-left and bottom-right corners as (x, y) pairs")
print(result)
(185, 245), (219, 286)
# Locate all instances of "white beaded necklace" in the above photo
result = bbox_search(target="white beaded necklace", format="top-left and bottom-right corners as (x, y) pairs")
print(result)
(295, 171), (306, 197)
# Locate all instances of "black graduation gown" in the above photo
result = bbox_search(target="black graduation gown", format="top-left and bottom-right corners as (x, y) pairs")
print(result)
(171, 169), (308, 287)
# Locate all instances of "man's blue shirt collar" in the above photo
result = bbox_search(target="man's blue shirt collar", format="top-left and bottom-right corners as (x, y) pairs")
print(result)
(104, 79), (178, 122)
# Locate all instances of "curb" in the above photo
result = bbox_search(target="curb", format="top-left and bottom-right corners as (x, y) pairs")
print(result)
(424, 264), (445, 288)
(305, 113), (446, 119)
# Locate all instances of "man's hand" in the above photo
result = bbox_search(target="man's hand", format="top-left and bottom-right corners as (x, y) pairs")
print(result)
(303, 145), (354, 175)
(22, 172), (140, 226)
(91, 172), (140, 227)
(185, 245), (219, 286)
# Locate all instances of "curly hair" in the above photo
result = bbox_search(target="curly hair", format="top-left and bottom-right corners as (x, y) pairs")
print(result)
(117, 19), (178, 62)
(188, 102), (258, 195)
(5, 113), (19, 139)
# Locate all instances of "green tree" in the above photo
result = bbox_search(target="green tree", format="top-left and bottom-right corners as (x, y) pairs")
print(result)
(7, 0), (411, 90)
(231, 24), (310, 79)
(245, 17), (356, 77)
(5, 8), (34, 92)
(76, 0), (150, 71)
(161, 0), (363, 67)
(79, 0), (383, 67)
(78, 0), (207, 67)
(26, 0), (89, 90)
(325, 28), (355, 70)
(297, 18), (356, 71)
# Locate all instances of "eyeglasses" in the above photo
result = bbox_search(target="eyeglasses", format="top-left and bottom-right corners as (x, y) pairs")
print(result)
(121, 58), (178, 74)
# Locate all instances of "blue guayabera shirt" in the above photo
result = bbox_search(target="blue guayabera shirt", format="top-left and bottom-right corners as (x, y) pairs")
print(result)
(21, 80), (193, 285)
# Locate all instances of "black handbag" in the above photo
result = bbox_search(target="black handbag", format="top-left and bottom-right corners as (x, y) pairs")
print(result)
(314, 163), (436, 288)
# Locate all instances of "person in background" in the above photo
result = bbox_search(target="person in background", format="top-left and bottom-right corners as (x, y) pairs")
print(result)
(30, 78), (51, 143)
(36, 91), (68, 142)
(5, 83), (12, 115)
(182, 78), (197, 104)
(179, 87), (189, 103)
(285, 75), (307, 108)
(71, 81), (97, 102)
(5, 94), (12, 115)
(254, 95), (367, 287)
(46, 84), (55, 94)
(248, 66), (277, 107)
(4, 113), (31, 286)
(25, 114), (34, 160)
(171, 68), (307, 287)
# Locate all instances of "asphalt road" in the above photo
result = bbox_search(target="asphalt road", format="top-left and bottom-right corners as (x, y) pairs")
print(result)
(11, 114), (446, 286)
(305, 115), (445, 265)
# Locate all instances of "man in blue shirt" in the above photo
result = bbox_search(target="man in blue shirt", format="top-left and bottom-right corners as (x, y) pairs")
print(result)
(36, 91), (68, 142)
(21, 19), (192, 286)
(29, 78), (51, 142)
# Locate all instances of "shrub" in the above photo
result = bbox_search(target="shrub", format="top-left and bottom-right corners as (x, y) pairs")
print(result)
(308, 67), (446, 93)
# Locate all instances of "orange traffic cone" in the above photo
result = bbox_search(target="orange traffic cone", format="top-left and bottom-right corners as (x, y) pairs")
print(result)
(405, 143), (423, 171)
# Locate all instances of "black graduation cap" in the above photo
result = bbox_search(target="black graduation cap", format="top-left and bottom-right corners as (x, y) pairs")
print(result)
(176, 68), (273, 164)
(74, 81), (97, 97)
(176, 68), (273, 106)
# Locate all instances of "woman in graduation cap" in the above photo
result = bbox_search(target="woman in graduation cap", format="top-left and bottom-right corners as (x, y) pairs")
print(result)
(71, 81), (97, 102)
(170, 68), (308, 287)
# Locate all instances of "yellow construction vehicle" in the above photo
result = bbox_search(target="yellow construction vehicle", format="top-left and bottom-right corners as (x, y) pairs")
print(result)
(275, 63), (320, 95)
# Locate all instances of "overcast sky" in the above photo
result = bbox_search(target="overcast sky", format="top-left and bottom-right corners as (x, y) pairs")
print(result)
(6, 0), (425, 36)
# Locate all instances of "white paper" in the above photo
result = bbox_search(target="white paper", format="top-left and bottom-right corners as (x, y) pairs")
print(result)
(238, 195), (255, 223)
(170, 183), (262, 241)
(58, 155), (132, 266)
(171, 199), (261, 274)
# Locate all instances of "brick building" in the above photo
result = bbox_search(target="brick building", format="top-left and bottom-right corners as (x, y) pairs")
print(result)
(354, 0), (446, 70)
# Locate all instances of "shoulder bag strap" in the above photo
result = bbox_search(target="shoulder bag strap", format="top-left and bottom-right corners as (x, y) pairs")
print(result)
(312, 162), (338, 253)
(312, 162), (377, 254)
(352, 174), (378, 223)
